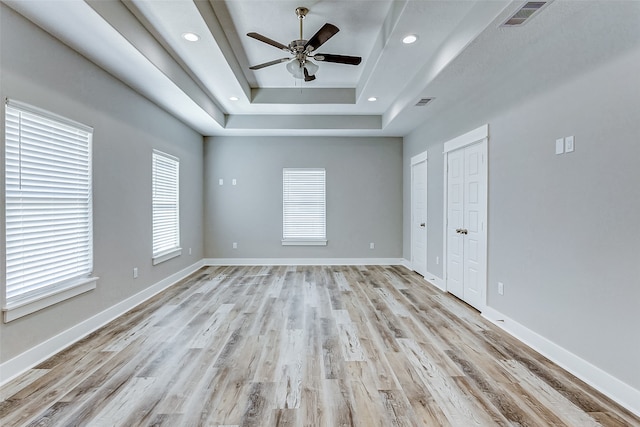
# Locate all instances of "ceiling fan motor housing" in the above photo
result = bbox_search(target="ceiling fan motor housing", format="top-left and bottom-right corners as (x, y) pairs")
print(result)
(289, 39), (307, 54)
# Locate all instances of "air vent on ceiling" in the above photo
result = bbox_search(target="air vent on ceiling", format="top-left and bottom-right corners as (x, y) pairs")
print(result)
(501, 1), (549, 27)
(415, 97), (435, 107)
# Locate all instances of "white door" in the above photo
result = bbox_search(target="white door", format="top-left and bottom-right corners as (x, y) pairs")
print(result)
(445, 135), (487, 311)
(446, 149), (464, 298)
(461, 143), (485, 309)
(411, 153), (427, 277)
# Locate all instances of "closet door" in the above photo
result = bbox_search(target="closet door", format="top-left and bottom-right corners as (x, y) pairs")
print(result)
(461, 142), (486, 309)
(445, 139), (487, 310)
(411, 153), (428, 276)
(446, 149), (465, 299)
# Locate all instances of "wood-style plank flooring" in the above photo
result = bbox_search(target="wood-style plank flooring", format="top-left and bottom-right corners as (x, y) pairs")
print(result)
(1, 265), (638, 426)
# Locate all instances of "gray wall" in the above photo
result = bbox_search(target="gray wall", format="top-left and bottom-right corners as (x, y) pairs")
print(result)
(403, 45), (640, 390)
(0, 6), (204, 363)
(204, 136), (403, 259)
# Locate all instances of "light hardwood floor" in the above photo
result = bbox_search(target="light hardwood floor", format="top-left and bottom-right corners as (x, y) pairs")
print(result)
(1, 265), (638, 426)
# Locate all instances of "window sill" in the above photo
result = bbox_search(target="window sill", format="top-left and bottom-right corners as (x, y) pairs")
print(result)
(3, 276), (99, 323)
(152, 248), (182, 265)
(282, 240), (328, 246)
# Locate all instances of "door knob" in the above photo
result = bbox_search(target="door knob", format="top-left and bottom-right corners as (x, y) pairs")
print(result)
(455, 228), (461, 234)
(420, 223), (425, 227)
(461, 229), (468, 235)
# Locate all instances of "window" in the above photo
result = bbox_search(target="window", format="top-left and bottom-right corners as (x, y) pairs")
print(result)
(152, 150), (180, 264)
(282, 168), (326, 245)
(4, 100), (96, 322)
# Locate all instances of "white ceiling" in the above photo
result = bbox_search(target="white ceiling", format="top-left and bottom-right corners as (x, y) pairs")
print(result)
(5, 1), (640, 137)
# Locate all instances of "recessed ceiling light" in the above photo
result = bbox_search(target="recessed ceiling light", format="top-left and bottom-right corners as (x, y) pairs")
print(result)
(402, 34), (418, 44)
(229, 96), (239, 101)
(367, 97), (377, 102)
(182, 32), (200, 42)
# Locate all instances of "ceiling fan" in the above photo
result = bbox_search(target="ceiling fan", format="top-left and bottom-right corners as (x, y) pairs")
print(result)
(247, 6), (362, 82)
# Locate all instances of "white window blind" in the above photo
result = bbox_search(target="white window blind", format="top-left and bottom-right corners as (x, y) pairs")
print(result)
(152, 150), (180, 264)
(5, 100), (94, 307)
(282, 168), (326, 245)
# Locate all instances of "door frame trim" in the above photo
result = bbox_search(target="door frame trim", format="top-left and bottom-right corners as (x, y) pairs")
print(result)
(410, 151), (428, 276)
(442, 124), (489, 310)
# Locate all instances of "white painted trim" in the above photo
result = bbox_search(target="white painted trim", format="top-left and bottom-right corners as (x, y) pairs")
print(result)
(204, 258), (405, 266)
(152, 248), (182, 265)
(3, 276), (99, 323)
(482, 306), (640, 418)
(443, 123), (488, 153)
(410, 151), (428, 165)
(423, 271), (446, 291)
(281, 240), (327, 246)
(399, 261), (444, 291)
(0, 260), (204, 386)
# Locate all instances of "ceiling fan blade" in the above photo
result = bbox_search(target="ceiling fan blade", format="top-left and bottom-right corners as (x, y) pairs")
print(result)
(247, 32), (290, 52)
(314, 54), (362, 65)
(303, 67), (316, 82)
(304, 23), (339, 52)
(249, 57), (291, 70)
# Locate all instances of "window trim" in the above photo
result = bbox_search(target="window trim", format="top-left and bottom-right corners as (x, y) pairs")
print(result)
(3, 278), (98, 323)
(3, 99), (97, 322)
(282, 167), (327, 246)
(151, 149), (181, 265)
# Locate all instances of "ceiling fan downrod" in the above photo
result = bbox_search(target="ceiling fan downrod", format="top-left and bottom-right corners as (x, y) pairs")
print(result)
(296, 7), (309, 41)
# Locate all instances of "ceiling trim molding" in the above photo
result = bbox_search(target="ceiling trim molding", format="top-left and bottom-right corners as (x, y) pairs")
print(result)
(226, 114), (381, 130)
(251, 88), (356, 105)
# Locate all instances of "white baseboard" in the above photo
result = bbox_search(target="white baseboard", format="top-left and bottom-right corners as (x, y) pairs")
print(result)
(482, 306), (640, 417)
(0, 260), (205, 386)
(399, 260), (446, 291)
(424, 271), (446, 291)
(204, 258), (405, 266)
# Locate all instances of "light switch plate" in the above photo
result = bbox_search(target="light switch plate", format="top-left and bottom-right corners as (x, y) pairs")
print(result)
(218, 178), (224, 186)
(232, 179), (237, 185)
(565, 135), (575, 153)
(555, 138), (564, 155)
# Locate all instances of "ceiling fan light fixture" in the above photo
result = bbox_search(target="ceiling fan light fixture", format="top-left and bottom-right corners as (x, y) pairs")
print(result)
(286, 59), (304, 79)
(182, 32), (200, 42)
(402, 34), (418, 44)
(286, 59), (318, 80)
(305, 59), (319, 75)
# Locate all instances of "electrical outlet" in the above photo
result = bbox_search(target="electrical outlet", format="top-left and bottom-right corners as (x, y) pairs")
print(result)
(369, 242), (375, 249)
(133, 267), (138, 279)
(436, 256), (440, 265)
(219, 178), (224, 185)
(232, 179), (237, 185)
(565, 135), (575, 153)
(232, 242), (238, 249)
(189, 247), (192, 255)
(498, 282), (504, 295)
